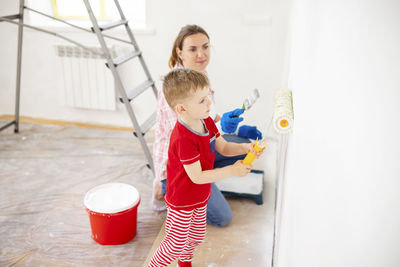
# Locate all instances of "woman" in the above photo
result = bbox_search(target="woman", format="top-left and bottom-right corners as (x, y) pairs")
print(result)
(152, 25), (261, 226)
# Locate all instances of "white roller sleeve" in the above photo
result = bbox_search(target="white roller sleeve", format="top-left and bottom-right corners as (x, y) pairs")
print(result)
(273, 89), (294, 133)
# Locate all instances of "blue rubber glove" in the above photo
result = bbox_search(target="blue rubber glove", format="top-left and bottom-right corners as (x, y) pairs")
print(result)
(220, 108), (244, 133)
(238, 125), (263, 140)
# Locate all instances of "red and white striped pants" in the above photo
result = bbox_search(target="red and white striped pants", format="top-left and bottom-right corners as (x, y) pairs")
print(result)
(149, 204), (207, 267)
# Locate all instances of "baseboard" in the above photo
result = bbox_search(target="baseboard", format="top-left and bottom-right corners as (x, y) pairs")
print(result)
(0, 115), (135, 132)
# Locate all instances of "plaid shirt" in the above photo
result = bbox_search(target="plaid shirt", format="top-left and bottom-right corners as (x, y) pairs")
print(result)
(153, 72), (215, 182)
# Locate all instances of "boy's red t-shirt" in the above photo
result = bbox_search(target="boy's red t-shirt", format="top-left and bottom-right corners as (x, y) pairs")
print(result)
(165, 116), (220, 210)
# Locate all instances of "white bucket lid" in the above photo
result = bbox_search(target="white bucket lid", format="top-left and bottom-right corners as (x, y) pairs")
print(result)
(84, 183), (140, 214)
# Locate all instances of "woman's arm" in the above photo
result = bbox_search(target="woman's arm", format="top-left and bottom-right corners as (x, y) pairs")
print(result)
(183, 160), (251, 184)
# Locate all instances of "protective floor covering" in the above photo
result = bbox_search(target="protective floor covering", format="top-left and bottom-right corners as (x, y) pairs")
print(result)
(0, 121), (166, 266)
(0, 120), (277, 267)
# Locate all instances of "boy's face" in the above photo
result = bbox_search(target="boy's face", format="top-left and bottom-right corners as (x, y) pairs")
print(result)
(181, 87), (212, 120)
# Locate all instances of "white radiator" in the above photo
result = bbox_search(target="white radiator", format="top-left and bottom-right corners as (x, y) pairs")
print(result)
(55, 45), (117, 111)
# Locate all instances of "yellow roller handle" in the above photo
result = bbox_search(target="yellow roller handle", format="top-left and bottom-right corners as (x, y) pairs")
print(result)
(242, 140), (266, 165)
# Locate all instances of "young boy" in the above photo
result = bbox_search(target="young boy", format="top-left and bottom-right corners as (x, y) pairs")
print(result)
(149, 69), (262, 267)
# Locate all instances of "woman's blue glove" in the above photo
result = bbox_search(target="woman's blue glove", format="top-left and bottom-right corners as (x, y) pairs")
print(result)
(220, 108), (244, 133)
(238, 125), (263, 140)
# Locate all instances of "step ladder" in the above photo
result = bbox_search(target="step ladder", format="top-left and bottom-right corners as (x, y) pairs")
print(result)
(82, 0), (158, 173)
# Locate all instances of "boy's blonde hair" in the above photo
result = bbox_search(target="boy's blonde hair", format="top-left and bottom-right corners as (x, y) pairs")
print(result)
(163, 68), (210, 109)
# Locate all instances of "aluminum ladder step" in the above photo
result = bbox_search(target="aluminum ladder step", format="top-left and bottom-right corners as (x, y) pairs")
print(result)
(83, 0), (157, 172)
(106, 50), (141, 68)
(0, 14), (20, 22)
(92, 19), (128, 32)
(133, 112), (156, 137)
(120, 80), (154, 103)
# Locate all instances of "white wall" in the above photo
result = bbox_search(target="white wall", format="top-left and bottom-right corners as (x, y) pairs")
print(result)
(0, 0), (291, 128)
(277, 1), (400, 267)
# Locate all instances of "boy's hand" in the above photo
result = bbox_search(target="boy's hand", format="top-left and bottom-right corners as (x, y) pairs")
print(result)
(255, 144), (266, 159)
(242, 142), (265, 158)
(231, 160), (252, 177)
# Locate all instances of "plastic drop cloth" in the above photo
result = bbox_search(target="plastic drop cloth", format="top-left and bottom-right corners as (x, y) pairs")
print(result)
(0, 121), (166, 266)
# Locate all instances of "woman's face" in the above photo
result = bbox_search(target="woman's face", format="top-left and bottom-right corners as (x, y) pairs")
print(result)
(177, 33), (210, 71)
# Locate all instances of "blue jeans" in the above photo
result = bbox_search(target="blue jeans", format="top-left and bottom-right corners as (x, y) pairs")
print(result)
(162, 134), (250, 227)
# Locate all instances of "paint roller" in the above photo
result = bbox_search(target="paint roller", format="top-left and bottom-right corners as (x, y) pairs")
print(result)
(273, 89), (294, 134)
(242, 88), (294, 165)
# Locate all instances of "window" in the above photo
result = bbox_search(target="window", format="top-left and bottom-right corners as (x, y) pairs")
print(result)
(27, 0), (146, 29)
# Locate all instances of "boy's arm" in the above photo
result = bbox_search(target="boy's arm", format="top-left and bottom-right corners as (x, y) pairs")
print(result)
(183, 160), (251, 184)
(215, 136), (253, 157)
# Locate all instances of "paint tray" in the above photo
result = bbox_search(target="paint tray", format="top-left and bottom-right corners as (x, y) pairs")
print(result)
(215, 169), (264, 205)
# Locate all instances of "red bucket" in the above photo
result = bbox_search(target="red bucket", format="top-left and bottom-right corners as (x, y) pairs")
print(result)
(84, 183), (140, 245)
